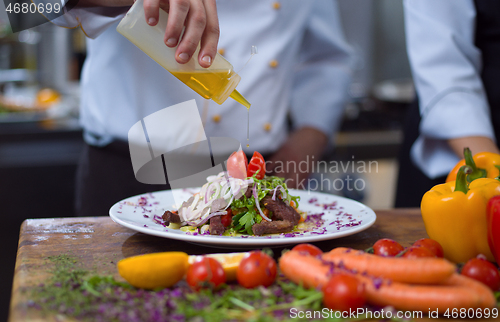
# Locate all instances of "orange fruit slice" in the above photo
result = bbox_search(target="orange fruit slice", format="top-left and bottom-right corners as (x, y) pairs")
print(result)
(117, 252), (189, 289)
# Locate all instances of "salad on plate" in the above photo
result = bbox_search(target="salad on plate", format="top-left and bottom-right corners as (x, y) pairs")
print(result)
(161, 151), (302, 236)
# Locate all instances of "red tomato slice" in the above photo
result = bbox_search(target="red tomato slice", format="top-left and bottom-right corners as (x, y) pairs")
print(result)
(221, 209), (233, 227)
(227, 151), (248, 179)
(247, 151), (266, 180)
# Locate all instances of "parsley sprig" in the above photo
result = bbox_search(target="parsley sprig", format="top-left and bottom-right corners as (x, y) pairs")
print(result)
(230, 175), (300, 235)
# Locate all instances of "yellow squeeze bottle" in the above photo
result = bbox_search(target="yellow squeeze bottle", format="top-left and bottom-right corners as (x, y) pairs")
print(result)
(116, 0), (250, 109)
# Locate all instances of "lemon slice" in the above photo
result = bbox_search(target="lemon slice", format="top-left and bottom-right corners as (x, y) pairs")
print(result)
(118, 252), (189, 289)
(189, 252), (248, 282)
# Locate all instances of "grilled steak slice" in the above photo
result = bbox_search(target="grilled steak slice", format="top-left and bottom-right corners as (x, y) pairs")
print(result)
(180, 196), (194, 209)
(162, 211), (181, 225)
(252, 220), (294, 236)
(209, 216), (225, 235)
(261, 195), (300, 225)
(210, 198), (227, 213)
(244, 183), (254, 198)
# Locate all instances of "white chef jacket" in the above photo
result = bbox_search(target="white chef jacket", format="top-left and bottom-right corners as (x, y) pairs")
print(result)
(404, 0), (496, 179)
(56, 0), (353, 156)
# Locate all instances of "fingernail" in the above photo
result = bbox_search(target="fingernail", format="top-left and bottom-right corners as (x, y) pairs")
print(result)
(148, 17), (156, 25)
(202, 55), (211, 64)
(166, 38), (177, 46)
(178, 53), (189, 62)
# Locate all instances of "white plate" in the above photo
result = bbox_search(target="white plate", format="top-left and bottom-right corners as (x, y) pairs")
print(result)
(109, 189), (376, 247)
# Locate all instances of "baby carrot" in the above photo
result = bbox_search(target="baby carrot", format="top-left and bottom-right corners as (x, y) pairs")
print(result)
(279, 251), (496, 311)
(359, 273), (496, 311)
(279, 251), (330, 289)
(322, 247), (455, 284)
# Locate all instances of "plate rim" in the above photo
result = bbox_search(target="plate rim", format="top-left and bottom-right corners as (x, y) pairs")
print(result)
(109, 188), (377, 246)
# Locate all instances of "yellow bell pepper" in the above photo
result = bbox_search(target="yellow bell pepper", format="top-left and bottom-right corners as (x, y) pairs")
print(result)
(421, 165), (499, 263)
(446, 147), (500, 183)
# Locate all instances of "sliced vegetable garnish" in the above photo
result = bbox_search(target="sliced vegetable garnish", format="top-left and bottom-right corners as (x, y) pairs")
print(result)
(178, 172), (253, 226)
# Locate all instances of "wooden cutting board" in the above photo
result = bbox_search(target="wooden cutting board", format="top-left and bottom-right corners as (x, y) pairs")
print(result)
(9, 210), (427, 321)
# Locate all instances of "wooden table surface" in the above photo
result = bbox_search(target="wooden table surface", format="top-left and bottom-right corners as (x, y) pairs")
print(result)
(9, 209), (427, 321)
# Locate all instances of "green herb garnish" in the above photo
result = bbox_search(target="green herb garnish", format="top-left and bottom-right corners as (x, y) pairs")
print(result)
(230, 175), (300, 235)
(27, 254), (329, 321)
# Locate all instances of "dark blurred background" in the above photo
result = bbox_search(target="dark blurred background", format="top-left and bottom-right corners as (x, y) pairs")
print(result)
(0, 0), (414, 320)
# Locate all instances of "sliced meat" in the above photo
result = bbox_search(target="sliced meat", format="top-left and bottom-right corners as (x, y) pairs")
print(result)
(260, 195), (300, 225)
(244, 183), (254, 198)
(210, 198), (227, 213)
(180, 196), (194, 210)
(162, 211), (181, 225)
(209, 216), (225, 235)
(178, 196), (195, 220)
(252, 220), (294, 236)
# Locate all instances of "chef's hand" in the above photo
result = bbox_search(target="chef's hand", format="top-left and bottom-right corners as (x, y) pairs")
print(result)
(77, 0), (219, 68)
(267, 127), (328, 189)
(448, 136), (500, 157)
(144, 0), (219, 67)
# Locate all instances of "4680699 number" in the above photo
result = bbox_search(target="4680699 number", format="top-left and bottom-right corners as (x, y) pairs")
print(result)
(443, 308), (498, 319)
(6, 2), (61, 14)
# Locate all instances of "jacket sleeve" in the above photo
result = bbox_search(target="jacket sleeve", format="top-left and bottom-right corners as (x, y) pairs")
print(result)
(404, 0), (495, 178)
(51, 0), (128, 38)
(289, 0), (353, 140)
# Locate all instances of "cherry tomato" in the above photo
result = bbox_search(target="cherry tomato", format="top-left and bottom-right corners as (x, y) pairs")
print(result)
(412, 238), (444, 258)
(227, 151), (248, 179)
(402, 246), (436, 258)
(291, 244), (323, 257)
(220, 209), (233, 227)
(237, 251), (277, 288)
(186, 257), (226, 290)
(247, 151), (266, 180)
(372, 238), (404, 257)
(461, 258), (500, 291)
(323, 274), (366, 312)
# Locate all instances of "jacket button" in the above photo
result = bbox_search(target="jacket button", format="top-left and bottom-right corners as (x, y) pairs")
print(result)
(218, 48), (225, 56)
(269, 59), (279, 68)
(264, 122), (272, 132)
(212, 115), (221, 123)
(272, 2), (281, 9)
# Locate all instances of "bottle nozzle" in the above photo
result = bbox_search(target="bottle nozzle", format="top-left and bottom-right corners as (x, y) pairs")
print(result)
(230, 90), (250, 109)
